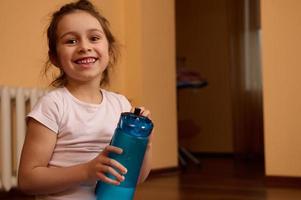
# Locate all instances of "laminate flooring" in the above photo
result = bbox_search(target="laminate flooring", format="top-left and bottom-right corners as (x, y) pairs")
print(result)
(2, 157), (301, 200)
(134, 157), (301, 200)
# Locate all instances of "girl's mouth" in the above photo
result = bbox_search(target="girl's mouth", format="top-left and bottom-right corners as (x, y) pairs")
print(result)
(74, 57), (98, 64)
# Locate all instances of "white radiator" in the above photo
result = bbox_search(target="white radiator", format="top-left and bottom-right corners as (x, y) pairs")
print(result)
(0, 86), (46, 191)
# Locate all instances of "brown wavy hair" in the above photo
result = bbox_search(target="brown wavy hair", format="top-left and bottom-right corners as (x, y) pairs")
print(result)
(45, 0), (119, 87)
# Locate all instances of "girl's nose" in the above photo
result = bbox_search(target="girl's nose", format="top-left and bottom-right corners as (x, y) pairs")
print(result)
(78, 40), (92, 53)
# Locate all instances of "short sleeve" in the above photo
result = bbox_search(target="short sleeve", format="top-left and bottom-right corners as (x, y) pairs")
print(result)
(119, 95), (132, 112)
(27, 94), (61, 133)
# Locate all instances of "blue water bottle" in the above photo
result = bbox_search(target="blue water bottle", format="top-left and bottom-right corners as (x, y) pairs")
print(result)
(95, 108), (154, 200)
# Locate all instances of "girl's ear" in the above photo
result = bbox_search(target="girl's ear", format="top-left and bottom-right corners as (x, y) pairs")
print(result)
(49, 52), (60, 68)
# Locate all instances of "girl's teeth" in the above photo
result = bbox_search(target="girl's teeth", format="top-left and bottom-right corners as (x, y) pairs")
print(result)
(77, 58), (96, 64)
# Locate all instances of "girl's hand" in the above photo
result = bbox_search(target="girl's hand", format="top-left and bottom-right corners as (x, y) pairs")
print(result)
(85, 145), (127, 185)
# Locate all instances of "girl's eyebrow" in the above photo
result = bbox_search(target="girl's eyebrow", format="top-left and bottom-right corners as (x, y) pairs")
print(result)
(88, 28), (104, 34)
(59, 29), (104, 39)
(59, 31), (77, 39)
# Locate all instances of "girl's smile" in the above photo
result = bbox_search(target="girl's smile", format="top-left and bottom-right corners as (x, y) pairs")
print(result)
(73, 56), (99, 68)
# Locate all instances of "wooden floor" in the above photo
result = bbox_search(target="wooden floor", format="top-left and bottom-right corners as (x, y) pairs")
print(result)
(2, 156), (301, 199)
(134, 157), (301, 200)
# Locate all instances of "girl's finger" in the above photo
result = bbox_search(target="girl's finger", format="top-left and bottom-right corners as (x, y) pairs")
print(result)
(99, 156), (127, 174)
(96, 172), (122, 186)
(98, 165), (126, 182)
(102, 145), (123, 156)
(141, 109), (150, 117)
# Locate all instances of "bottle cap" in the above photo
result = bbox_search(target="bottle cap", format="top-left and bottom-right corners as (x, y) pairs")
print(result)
(134, 108), (141, 116)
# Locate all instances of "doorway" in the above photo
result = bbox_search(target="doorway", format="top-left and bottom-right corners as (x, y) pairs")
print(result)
(176, 0), (264, 162)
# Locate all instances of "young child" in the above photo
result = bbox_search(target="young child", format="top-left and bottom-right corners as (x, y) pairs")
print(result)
(17, 0), (152, 199)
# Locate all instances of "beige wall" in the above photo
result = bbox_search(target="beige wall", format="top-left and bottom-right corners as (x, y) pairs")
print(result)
(122, 0), (178, 169)
(0, 0), (177, 170)
(261, 0), (301, 176)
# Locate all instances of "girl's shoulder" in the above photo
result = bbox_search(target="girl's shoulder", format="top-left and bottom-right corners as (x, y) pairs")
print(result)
(101, 89), (128, 101)
(101, 89), (132, 111)
(40, 87), (66, 102)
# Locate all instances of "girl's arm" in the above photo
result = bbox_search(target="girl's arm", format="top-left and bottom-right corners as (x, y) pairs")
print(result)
(18, 118), (127, 195)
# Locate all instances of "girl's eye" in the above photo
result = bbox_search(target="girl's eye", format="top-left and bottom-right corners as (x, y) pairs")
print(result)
(65, 39), (77, 45)
(90, 36), (100, 42)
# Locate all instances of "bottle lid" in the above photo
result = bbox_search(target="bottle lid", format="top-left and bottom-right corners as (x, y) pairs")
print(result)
(118, 110), (153, 138)
(134, 108), (141, 116)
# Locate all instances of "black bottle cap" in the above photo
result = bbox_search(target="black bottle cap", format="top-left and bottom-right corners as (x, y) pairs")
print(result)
(134, 108), (141, 116)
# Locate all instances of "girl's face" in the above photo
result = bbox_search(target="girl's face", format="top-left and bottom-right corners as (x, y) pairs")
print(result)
(54, 10), (109, 86)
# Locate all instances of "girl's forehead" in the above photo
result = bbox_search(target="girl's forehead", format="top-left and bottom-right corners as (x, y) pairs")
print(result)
(57, 10), (104, 34)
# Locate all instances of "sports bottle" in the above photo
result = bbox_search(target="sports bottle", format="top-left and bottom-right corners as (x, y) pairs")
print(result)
(95, 108), (154, 200)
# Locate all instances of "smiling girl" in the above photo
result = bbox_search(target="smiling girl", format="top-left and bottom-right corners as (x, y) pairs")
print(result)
(17, 1), (152, 199)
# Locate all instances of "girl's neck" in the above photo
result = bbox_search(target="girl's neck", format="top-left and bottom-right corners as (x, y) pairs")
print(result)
(65, 82), (103, 105)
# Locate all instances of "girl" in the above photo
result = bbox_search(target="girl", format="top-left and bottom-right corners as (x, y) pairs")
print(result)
(18, 0), (152, 199)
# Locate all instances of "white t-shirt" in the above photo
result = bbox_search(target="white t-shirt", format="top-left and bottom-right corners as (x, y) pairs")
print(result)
(27, 87), (132, 200)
